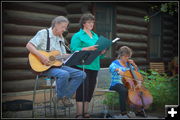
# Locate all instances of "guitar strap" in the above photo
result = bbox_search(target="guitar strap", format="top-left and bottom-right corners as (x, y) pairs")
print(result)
(46, 29), (50, 52)
(46, 28), (70, 53)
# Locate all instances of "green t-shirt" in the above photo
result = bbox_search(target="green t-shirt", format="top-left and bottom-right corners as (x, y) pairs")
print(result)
(70, 29), (100, 70)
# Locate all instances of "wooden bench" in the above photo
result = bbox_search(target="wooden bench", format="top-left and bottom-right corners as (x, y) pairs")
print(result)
(91, 68), (115, 114)
(149, 62), (165, 74)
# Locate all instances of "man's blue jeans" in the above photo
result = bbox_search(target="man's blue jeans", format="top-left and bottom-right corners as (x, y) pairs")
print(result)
(43, 66), (86, 99)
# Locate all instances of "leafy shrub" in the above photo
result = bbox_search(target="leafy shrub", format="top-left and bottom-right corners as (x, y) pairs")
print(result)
(140, 70), (178, 110)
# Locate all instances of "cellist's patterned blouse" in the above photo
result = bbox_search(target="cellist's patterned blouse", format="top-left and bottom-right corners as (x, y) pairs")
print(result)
(109, 60), (135, 87)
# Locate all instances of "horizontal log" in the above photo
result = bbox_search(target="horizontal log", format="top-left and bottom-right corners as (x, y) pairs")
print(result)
(133, 57), (147, 64)
(3, 35), (33, 47)
(162, 21), (174, 29)
(163, 44), (173, 50)
(136, 62), (148, 67)
(116, 24), (148, 35)
(162, 36), (174, 44)
(66, 33), (75, 41)
(163, 58), (172, 63)
(116, 15), (147, 27)
(163, 53), (174, 58)
(3, 47), (29, 57)
(162, 24), (175, 30)
(66, 3), (91, 14)
(3, 70), (36, 81)
(132, 51), (147, 57)
(67, 14), (82, 23)
(4, 10), (56, 27)
(162, 29), (174, 36)
(4, 24), (45, 36)
(163, 50), (173, 55)
(2, 78), (46, 93)
(3, 2), (67, 16)
(100, 57), (148, 67)
(163, 20), (174, 26)
(163, 55), (173, 59)
(3, 57), (29, 69)
(113, 49), (147, 57)
(116, 6), (147, 17)
(163, 14), (174, 21)
(68, 23), (80, 33)
(115, 41), (148, 51)
(116, 33), (148, 43)
(163, 51), (174, 59)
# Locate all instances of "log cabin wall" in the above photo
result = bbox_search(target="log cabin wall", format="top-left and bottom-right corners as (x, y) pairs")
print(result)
(115, 3), (149, 70)
(2, 2), (178, 93)
(2, 2), (68, 93)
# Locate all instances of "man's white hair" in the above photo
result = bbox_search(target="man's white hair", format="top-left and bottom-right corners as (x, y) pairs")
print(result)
(51, 16), (69, 28)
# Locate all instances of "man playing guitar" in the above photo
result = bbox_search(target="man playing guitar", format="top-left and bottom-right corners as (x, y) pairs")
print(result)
(26, 16), (86, 107)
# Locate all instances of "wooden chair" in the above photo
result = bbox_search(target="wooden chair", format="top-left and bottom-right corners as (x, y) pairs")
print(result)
(149, 62), (165, 74)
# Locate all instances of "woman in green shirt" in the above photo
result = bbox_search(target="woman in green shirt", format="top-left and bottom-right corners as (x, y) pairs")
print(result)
(70, 13), (105, 118)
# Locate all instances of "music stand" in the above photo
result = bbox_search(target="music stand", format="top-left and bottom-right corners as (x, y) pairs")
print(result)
(64, 50), (101, 117)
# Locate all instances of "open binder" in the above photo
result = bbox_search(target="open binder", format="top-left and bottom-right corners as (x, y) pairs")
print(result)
(95, 35), (120, 51)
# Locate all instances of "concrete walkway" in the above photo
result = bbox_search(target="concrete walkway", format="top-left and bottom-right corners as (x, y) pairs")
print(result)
(2, 109), (164, 119)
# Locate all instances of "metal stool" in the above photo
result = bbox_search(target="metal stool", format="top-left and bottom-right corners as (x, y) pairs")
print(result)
(32, 74), (67, 118)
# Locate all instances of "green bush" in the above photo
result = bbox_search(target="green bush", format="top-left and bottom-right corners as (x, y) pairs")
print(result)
(140, 70), (178, 110)
(103, 70), (178, 111)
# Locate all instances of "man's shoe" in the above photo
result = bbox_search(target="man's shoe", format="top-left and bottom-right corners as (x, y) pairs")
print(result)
(61, 96), (73, 107)
(52, 96), (64, 107)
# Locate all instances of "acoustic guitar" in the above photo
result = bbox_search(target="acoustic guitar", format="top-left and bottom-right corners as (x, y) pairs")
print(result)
(28, 50), (71, 72)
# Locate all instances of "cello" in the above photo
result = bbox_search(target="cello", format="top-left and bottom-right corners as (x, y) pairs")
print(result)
(122, 62), (153, 116)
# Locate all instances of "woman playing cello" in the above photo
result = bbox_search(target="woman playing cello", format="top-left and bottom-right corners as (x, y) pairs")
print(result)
(109, 46), (152, 118)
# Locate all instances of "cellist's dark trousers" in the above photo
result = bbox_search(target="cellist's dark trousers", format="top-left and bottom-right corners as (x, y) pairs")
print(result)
(109, 83), (128, 113)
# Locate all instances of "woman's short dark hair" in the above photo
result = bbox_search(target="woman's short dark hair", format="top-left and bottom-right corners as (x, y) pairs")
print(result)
(79, 13), (95, 28)
(118, 46), (133, 58)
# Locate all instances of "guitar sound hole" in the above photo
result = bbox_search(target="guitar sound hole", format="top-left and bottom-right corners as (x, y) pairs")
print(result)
(49, 56), (55, 61)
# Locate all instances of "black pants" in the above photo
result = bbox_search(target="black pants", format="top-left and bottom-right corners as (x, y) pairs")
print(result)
(109, 83), (128, 113)
(72, 66), (98, 102)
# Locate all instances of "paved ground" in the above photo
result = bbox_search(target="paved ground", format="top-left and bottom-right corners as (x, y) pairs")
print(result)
(2, 101), (165, 119)
(2, 90), (165, 119)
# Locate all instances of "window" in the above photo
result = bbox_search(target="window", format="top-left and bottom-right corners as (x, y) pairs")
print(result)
(149, 13), (162, 59)
(95, 3), (115, 58)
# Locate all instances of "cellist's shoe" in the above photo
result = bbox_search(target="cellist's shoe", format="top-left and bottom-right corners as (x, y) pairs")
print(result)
(120, 111), (136, 118)
(135, 111), (147, 117)
(127, 111), (136, 118)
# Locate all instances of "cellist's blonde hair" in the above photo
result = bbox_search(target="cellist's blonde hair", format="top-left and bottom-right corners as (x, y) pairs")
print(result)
(118, 46), (133, 58)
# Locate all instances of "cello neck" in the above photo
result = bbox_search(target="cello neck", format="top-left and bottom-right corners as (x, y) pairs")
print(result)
(128, 62), (138, 81)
